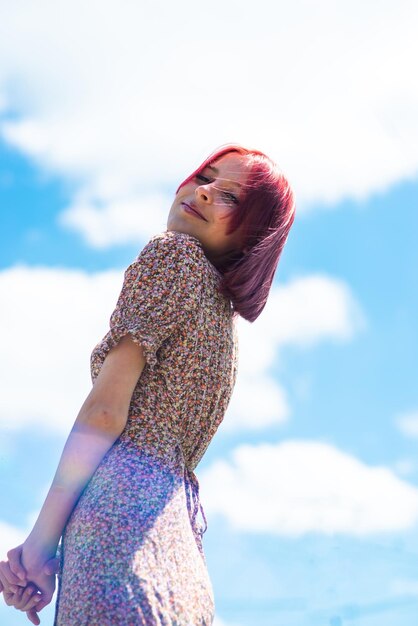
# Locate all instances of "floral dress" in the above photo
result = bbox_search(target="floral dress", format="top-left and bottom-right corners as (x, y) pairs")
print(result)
(53, 230), (239, 626)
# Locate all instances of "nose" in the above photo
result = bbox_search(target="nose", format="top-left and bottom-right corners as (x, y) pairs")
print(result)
(195, 183), (214, 204)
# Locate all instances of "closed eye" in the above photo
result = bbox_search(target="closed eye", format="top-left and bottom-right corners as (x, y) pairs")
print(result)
(195, 173), (211, 184)
(196, 173), (239, 205)
(223, 191), (239, 205)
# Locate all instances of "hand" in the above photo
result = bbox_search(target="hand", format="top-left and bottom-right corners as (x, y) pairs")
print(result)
(10, 542), (58, 609)
(1, 583), (42, 625)
(1, 545), (60, 624)
(0, 558), (42, 624)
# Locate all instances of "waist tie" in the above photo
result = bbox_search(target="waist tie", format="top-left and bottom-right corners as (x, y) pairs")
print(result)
(184, 466), (208, 540)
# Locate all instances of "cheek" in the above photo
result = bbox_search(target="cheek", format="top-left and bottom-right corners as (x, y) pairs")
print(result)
(172, 189), (187, 209)
(217, 206), (236, 223)
(213, 212), (234, 237)
(178, 182), (195, 196)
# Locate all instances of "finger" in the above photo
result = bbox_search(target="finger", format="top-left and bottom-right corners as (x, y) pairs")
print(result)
(5, 585), (24, 599)
(4, 589), (20, 606)
(43, 557), (60, 576)
(26, 595), (42, 612)
(16, 586), (41, 611)
(19, 594), (42, 612)
(33, 594), (52, 613)
(3, 590), (13, 606)
(26, 608), (41, 626)
(0, 560), (23, 587)
(9, 586), (25, 608)
(7, 547), (27, 581)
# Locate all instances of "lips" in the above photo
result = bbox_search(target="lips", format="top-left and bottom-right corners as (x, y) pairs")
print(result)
(181, 202), (207, 221)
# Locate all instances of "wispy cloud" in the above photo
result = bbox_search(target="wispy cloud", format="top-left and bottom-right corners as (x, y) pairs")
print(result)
(390, 578), (418, 597)
(396, 411), (418, 439)
(0, 0), (417, 246)
(0, 521), (26, 560)
(200, 440), (418, 535)
(213, 617), (242, 626)
(392, 457), (418, 477)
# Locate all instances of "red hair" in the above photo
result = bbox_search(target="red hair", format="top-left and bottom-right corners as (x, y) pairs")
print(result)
(177, 144), (296, 323)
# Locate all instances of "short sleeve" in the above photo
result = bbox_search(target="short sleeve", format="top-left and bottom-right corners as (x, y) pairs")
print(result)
(104, 231), (204, 369)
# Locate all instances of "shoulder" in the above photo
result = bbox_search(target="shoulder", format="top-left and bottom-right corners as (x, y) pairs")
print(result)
(135, 230), (208, 274)
(143, 230), (204, 257)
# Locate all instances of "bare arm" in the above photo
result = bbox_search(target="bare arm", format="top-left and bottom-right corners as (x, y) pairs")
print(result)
(23, 334), (146, 562)
(4, 334), (146, 615)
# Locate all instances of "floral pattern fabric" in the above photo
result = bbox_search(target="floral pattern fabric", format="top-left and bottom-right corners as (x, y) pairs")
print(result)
(53, 231), (239, 626)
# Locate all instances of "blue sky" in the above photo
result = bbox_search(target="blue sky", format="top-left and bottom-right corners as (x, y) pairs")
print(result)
(1, 1), (418, 625)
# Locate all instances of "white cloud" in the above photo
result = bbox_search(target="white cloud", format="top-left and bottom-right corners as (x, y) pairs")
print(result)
(59, 192), (170, 248)
(0, 265), (124, 433)
(396, 411), (418, 438)
(223, 274), (365, 432)
(199, 440), (418, 535)
(259, 275), (365, 347)
(0, 266), (363, 434)
(0, 0), (418, 246)
(224, 375), (290, 432)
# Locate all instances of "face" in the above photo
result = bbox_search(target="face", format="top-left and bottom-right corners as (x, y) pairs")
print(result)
(167, 152), (250, 266)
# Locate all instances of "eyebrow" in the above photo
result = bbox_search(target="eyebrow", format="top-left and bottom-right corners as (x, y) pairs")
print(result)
(205, 164), (242, 188)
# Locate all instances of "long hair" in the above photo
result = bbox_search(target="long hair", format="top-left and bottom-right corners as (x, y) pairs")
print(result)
(176, 144), (296, 323)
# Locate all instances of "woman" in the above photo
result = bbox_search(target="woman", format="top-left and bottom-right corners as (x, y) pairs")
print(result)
(0, 144), (295, 625)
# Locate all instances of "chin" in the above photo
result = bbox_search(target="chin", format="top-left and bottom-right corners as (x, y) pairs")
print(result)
(167, 218), (196, 238)
(174, 226), (199, 240)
